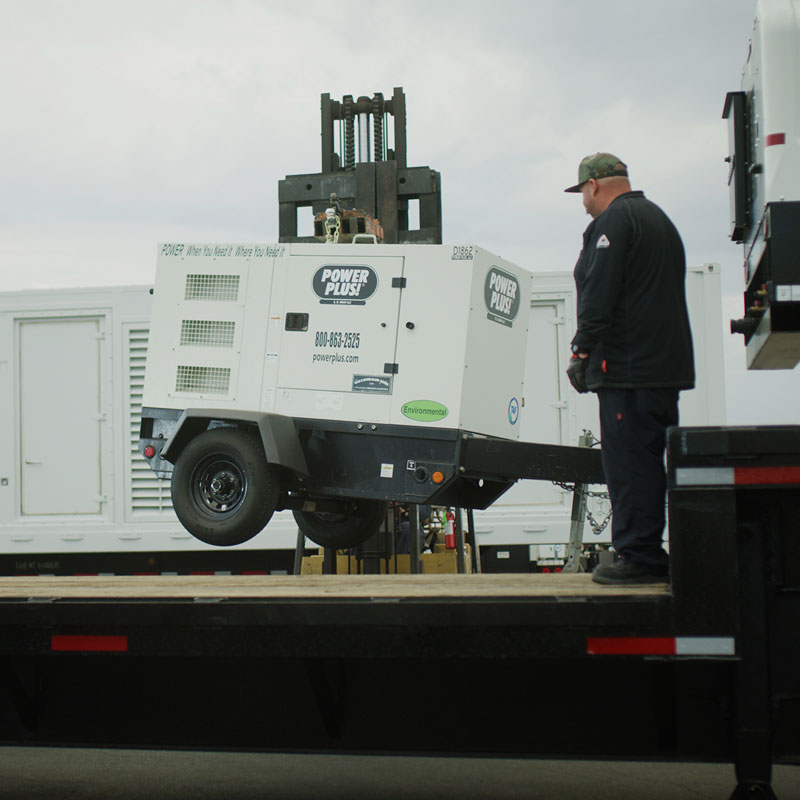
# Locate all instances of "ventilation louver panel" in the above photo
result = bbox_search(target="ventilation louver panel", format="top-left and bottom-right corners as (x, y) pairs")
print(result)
(184, 274), (240, 302)
(128, 327), (173, 516)
(175, 365), (231, 395)
(180, 320), (236, 348)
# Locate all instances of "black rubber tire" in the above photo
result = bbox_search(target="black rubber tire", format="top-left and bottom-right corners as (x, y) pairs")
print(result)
(171, 427), (280, 546)
(293, 499), (388, 549)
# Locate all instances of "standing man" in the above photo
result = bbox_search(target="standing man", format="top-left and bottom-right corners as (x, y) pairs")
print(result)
(564, 153), (695, 585)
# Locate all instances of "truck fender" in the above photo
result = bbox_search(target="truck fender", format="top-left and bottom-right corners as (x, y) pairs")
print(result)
(160, 409), (309, 477)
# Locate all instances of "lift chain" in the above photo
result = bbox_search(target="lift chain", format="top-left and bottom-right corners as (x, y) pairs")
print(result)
(552, 481), (613, 536)
(343, 95), (355, 170)
(372, 93), (384, 162)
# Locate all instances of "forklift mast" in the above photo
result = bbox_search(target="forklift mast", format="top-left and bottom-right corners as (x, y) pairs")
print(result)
(278, 87), (442, 245)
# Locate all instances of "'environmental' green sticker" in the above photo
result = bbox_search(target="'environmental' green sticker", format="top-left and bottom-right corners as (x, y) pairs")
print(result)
(401, 400), (449, 422)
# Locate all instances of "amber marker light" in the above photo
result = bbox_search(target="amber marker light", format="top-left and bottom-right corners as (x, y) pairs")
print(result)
(432, 470), (445, 485)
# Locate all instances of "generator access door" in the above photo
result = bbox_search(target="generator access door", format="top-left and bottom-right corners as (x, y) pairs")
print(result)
(274, 249), (404, 421)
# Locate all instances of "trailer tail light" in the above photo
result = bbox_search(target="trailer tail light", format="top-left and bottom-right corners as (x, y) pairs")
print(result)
(143, 446), (156, 459)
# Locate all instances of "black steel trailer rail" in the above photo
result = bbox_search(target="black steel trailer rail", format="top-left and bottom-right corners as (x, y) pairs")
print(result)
(0, 426), (797, 800)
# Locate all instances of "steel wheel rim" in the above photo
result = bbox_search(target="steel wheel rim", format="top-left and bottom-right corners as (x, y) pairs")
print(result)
(192, 455), (247, 514)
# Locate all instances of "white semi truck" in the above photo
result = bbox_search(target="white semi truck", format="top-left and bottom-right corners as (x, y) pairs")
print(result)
(725, 0), (800, 368)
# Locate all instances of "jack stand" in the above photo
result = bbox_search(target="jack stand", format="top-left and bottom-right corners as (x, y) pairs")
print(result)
(408, 504), (422, 574)
(322, 547), (337, 575)
(454, 508), (467, 574)
(562, 431), (596, 574)
(465, 509), (480, 573)
(358, 509), (394, 574)
(293, 528), (306, 575)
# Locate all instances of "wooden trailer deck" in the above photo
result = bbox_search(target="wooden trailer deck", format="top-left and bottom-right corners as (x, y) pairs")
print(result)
(0, 573), (669, 600)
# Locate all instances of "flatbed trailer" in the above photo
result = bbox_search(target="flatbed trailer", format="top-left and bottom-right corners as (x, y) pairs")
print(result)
(0, 425), (797, 798)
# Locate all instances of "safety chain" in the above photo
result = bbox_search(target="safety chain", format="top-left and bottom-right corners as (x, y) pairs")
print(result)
(552, 481), (613, 536)
(324, 210), (341, 243)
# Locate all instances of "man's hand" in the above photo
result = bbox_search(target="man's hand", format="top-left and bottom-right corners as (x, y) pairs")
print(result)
(567, 354), (590, 393)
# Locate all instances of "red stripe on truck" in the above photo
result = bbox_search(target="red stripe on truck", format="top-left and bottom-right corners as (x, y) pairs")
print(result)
(734, 466), (800, 485)
(587, 637), (675, 655)
(51, 635), (129, 653)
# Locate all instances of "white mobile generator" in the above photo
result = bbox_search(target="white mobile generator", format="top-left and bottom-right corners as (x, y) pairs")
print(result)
(140, 242), (547, 548)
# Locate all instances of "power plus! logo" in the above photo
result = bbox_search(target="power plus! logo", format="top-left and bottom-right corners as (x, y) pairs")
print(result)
(484, 267), (520, 327)
(313, 265), (378, 305)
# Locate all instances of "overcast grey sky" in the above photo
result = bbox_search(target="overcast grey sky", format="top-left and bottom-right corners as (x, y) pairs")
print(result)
(1, 0), (796, 424)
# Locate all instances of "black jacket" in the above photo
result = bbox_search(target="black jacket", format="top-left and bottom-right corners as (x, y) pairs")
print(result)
(571, 191), (695, 390)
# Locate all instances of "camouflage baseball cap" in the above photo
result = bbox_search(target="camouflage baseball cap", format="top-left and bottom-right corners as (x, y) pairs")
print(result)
(564, 153), (628, 192)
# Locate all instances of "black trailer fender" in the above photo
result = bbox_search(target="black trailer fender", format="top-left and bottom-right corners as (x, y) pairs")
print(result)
(160, 409), (309, 478)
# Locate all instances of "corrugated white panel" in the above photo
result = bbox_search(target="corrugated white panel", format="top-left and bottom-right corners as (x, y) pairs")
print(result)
(128, 328), (173, 515)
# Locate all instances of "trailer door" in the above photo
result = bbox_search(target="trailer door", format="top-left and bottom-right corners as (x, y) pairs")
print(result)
(514, 300), (570, 506)
(19, 318), (103, 516)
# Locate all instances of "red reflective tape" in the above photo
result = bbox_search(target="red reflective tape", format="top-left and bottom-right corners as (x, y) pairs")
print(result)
(242, 570), (269, 575)
(766, 133), (786, 146)
(51, 635), (128, 653)
(734, 466), (800, 485)
(587, 637), (676, 655)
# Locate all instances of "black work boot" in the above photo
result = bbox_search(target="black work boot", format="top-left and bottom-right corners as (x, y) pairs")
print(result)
(592, 559), (669, 585)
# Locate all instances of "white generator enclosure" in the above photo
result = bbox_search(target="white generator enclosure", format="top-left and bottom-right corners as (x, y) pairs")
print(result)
(144, 243), (530, 440)
(725, 0), (800, 369)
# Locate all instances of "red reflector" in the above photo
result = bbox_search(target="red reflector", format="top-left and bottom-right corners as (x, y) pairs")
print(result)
(734, 466), (800, 485)
(143, 446), (156, 459)
(587, 637), (676, 656)
(766, 133), (786, 146)
(51, 635), (128, 653)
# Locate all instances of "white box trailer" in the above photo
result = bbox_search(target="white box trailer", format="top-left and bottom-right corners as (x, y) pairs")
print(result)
(474, 262), (726, 561)
(0, 285), (299, 574)
(0, 257), (724, 572)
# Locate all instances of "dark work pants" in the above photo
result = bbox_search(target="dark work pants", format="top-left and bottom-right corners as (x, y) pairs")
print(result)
(597, 387), (679, 569)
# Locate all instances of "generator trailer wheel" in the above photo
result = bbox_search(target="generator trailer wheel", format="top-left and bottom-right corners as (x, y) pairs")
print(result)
(171, 427), (280, 546)
(293, 499), (388, 549)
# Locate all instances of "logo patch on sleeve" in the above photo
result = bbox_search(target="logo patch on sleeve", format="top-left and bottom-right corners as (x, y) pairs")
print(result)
(596, 234), (611, 249)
